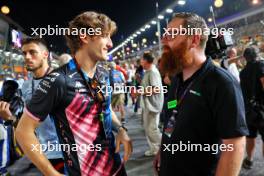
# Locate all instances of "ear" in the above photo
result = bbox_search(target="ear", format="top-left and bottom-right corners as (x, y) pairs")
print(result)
(79, 34), (89, 44)
(190, 35), (201, 48)
(43, 51), (49, 58)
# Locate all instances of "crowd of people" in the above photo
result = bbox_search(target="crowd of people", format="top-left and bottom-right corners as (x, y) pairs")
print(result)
(0, 11), (264, 176)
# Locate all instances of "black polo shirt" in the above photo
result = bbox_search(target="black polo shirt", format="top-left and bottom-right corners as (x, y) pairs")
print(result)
(240, 60), (264, 107)
(160, 58), (248, 176)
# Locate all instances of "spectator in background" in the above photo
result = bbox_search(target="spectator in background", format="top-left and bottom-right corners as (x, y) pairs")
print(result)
(0, 79), (22, 176)
(221, 47), (240, 82)
(133, 60), (144, 114)
(109, 62), (126, 124)
(116, 61), (128, 81)
(133, 52), (163, 156)
(240, 46), (264, 169)
(123, 63), (134, 106)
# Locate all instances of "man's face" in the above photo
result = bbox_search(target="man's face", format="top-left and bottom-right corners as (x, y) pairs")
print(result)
(22, 43), (48, 72)
(140, 58), (149, 70)
(228, 48), (237, 58)
(161, 18), (194, 74)
(86, 33), (113, 61)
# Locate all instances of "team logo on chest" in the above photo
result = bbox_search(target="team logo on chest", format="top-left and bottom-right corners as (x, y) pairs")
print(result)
(74, 81), (87, 93)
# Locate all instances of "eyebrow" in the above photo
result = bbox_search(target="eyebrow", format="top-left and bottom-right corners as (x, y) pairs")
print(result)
(22, 49), (38, 54)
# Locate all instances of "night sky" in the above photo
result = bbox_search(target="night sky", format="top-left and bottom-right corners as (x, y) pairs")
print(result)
(0, 0), (260, 54)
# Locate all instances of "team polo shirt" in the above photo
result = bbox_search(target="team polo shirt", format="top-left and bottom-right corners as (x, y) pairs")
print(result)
(160, 58), (249, 176)
(25, 59), (122, 176)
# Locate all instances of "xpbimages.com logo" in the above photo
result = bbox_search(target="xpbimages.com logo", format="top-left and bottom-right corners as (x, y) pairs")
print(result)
(31, 25), (102, 38)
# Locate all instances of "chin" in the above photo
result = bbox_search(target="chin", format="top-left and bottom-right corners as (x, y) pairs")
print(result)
(97, 55), (107, 61)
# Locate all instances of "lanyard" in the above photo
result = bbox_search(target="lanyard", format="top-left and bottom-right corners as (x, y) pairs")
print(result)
(174, 77), (195, 107)
(72, 58), (106, 114)
(72, 58), (109, 139)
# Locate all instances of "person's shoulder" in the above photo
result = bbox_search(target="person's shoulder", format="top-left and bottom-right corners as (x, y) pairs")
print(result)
(97, 64), (109, 75)
(205, 62), (237, 86)
(42, 66), (68, 87)
(257, 59), (264, 66)
(150, 65), (160, 74)
(96, 64), (111, 84)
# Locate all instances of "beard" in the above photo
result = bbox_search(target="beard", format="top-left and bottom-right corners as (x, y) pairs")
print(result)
(26, 60), (43, 72)
(159, 40), (193, 76)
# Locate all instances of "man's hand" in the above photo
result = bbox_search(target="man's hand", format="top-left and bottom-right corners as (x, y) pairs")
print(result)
(115, 128), (133, 162)
(0, 101), (13, 120)
(260, 76), (264, 89)
(163, 75), (171, 85)
(153, 150), (161, 176)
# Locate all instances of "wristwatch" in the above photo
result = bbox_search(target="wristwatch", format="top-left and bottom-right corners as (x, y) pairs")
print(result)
(117, 124), (128, 132)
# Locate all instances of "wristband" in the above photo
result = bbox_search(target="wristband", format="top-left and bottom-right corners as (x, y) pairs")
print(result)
(117, 125), (128, 132)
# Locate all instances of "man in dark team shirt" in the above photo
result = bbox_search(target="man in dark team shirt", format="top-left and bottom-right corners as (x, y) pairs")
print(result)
(154, 12), (248, 176)
(16, 11), (132, 176)
(240, 47), (264, 169)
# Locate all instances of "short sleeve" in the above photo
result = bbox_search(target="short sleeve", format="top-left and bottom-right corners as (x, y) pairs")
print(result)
(149, 71), (162, 87)
(25, 72), (66, 122)
(211, 79), (249, 139)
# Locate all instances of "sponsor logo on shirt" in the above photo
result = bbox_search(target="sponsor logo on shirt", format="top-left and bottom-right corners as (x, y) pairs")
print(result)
(69, 72), (77, 78)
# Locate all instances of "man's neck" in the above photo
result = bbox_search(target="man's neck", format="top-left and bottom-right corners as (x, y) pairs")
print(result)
(33, 64), (49, 78)
(145, 64), (153, 71)
(182, 54), (206, 81)
(75, 49), (97, 78)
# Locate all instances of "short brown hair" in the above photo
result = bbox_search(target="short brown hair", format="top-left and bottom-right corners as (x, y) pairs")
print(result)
(172, 12), (208, 49)
(22, 37), (48, 51)
(143, 51), (155, 63)
(66, 11), (117, 55)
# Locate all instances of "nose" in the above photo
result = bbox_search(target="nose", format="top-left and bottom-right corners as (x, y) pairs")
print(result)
(106, 37), (113, 49)
(24, 52), (32, 62)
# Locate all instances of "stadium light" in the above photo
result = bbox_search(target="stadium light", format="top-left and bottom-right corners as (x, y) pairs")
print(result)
(178, 0), (186, 5)
(166, 8), (173, 13)
(214, 0), (223, 8)
(158, 15), (164, 19)
(1, 6), (10, 14)
(151, 20), (157, 25)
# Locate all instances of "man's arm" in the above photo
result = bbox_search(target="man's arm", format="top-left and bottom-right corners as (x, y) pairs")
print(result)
(260, 76), (264, 89)
(215, 137), (246, 176)
(111, 106), (133, 162)
(15, 112), (63, 176)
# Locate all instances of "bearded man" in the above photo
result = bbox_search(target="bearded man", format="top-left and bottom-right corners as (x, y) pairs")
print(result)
(153, 12), (249, 176)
